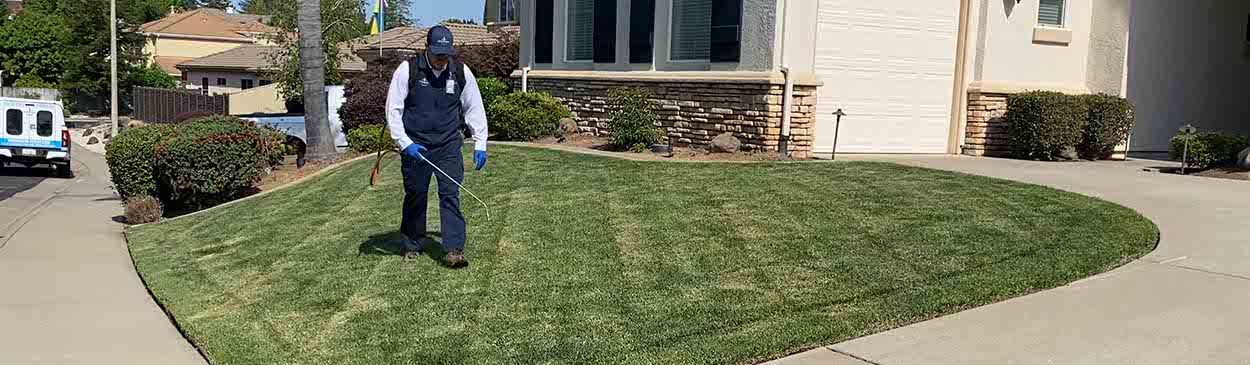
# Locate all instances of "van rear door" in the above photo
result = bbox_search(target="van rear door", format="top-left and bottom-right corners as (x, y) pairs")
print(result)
(1, 102), (61, 154)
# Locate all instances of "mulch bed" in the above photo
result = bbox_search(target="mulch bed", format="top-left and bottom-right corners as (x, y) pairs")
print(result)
(534, 134), (792, 162)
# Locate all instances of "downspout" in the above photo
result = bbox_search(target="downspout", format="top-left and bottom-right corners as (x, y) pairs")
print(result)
(777, 0), (794, 157)
(947, 0), (973, 154)
(522, 67), (531, 92)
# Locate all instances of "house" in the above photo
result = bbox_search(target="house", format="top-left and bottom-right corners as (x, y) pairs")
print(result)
(484, 0), (519, 31)
(139, 8), (277, 79)
(353, 23), (504, 63)
(177, 45), (366, 95)
(4, 0), (22, 13)
(515, 0), (1250, 157)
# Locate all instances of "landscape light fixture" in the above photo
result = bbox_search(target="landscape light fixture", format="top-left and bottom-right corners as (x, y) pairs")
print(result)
(830, 109), (847, 160)
(1178, 124), (1197, 174)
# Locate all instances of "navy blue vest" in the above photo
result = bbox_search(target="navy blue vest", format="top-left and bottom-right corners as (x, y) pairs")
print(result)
(403, 56), (463, 148)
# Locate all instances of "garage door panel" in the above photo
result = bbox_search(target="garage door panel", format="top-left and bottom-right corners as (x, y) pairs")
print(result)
(813, 0), (960, 154)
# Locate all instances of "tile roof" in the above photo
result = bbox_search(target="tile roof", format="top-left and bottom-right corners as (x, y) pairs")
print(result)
(139, 8), (276, 40)
(177, 45), (366, 73)
(154, 56), (197, 75)
(357, 23), (502, 52)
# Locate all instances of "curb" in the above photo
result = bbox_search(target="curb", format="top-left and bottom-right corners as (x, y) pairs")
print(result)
(131, 153), (375, 227)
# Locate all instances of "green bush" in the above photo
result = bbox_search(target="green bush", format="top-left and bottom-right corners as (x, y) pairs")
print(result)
(488, 91), (569, 141)
(477, 77), (511, 111)
(1169, 132), (1249, 170)
(106, 124), (176, 199)
(347, 124), (393, 153)
(1078, 94), (1135, 160)
(152, 116), (285, 210)
(1006, 91), (1088, 160)
(608, 88), (661, 150)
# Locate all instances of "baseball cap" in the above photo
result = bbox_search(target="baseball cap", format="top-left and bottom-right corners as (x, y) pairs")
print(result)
(426, 25), (456, 56)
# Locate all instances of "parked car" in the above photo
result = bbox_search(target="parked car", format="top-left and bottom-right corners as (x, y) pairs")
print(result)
(0, 97), (71, 177)
(238, 86), (348, 167)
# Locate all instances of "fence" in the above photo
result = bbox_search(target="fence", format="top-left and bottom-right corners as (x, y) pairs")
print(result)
(0, 87), (60, 101)
(132, 86), (229, 124)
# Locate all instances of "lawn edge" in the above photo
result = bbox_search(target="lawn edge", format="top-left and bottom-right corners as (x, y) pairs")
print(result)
(492, 141), (805, 163)
(121, 229), (216, 365)
(130, 153), (375, 228)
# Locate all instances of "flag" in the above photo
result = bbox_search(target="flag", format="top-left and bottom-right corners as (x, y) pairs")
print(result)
(369, 0), (387, 35)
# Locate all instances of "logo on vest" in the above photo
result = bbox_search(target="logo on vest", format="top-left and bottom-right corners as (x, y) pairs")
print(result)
(436, 37), (450, 45)
(418, 78), (430, 87)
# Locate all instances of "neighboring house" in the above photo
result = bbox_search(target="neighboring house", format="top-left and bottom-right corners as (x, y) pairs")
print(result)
(484, 0), (519, 31)
(4, 0), (22, 13)
(353, 23), (503, 63)
(139, 8), (277, 79)
(178, 45), (366, 95)
(516, 0), (1249, 157)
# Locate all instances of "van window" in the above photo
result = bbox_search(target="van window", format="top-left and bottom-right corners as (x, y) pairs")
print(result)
(6, 109), (21, 135)
(37, 111), (53, 137)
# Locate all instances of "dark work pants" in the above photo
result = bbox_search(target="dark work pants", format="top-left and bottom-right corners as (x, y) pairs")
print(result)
(399, 139), (466, 252)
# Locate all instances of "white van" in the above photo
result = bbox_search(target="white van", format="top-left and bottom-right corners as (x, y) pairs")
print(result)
(0, 97), (71, 177)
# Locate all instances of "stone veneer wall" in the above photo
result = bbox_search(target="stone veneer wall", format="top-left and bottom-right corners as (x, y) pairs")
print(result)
(523, 77), (818, 157)
(963, 92), (1011, 157)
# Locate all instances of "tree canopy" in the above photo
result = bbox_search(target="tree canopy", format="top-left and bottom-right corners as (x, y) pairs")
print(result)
(263, 0), (366, 101)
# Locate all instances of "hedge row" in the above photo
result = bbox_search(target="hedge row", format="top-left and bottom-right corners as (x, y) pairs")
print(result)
(1169, 133), (1249, 170)
(1006, 92), (1135, 160)
(106, 116), (285, 211)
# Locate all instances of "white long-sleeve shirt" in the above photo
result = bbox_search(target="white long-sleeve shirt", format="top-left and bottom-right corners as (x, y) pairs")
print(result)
(385, 59), (489, 151)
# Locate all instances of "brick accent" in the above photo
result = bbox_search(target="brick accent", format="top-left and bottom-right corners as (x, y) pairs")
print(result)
(962, 92), (1011, 157)
(520, 77), (818, 157)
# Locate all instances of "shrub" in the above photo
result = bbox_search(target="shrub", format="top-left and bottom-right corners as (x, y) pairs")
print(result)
(106, 123), (176, 199)
(488, 91), (568, 141)
(1006, 91), (1088, 160)
(339, 55), (405, 135)
(153, 117), (284, 210)
(1078, 94), (1135, 160)
(477, 77), (511, 113)
(608, 88), (661, 150)
(457, 32), (521, 79)
(347, 124), (393, 153)
(124, 195), (163, 224)
(1169, 132), (1249, 170)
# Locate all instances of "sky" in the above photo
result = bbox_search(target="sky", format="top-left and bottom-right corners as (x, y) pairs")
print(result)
(231, 0), (485, 27)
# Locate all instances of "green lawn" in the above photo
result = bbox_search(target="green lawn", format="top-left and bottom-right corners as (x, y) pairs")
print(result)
(127, 145), (1157, 365)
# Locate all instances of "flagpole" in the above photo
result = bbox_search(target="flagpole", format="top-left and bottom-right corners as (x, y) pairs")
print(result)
(377, 0), (384, 59)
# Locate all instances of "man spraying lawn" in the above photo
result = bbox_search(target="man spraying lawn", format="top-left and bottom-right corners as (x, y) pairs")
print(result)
(385, 25), (488, 268)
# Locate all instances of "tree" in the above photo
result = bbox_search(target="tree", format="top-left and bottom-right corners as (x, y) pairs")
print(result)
(262, 0), (364, 101)
(382, 0), (412, 28)
(443, 18), (477, 25)
(287, 0), (358, 160)
(200, 0), (232, 10)
(240, 0), (280, 15)
(0, 11), (73, 87)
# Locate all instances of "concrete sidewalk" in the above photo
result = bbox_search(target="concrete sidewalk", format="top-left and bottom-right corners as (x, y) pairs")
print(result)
(768, 156), (1250, 365)
(0, 146), (206, 364)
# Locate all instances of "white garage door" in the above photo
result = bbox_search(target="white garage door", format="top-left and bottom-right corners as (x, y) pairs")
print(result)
(813, 0), (961, 154)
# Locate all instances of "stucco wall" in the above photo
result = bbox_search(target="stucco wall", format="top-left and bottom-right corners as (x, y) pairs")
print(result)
(1086, 0), (1130, 95)
(146, 38), (250, 61)
(1126, 0), (1250, 152)
(976, 0), (1094, 89)
(184, 70), (265, 95)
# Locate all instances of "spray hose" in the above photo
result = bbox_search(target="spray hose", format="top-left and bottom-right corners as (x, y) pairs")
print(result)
(419, 154), (491, 219)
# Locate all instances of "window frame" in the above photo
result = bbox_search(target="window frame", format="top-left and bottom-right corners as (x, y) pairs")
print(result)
(564, 0), (595, 63)
(216, 77), (227, 86)
(1036, 0), (1067, 28)
(36, 110), (53, 137)
(241, 79), (255, 90)
(498, 0), (516, 23)
(668, 0), (712, 63)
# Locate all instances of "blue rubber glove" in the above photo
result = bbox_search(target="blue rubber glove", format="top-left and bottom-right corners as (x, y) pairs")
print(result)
(473, 150), (487, 170)
(402, 143), (427, 160)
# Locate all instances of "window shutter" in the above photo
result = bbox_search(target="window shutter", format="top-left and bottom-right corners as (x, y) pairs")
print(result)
(671, 0), (711, 61)
(1038, 0), (1065, 27)
(566, 0), (594, 61)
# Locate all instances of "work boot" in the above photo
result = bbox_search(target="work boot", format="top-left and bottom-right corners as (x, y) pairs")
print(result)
(444, 249), (468, 268)
(402, 246), (423, 259)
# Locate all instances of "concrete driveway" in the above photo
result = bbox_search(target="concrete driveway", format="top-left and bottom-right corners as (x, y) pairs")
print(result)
(767, 156), (1250, 365)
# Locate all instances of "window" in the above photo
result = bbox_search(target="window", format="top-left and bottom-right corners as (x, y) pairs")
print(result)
(565, 0), (594, 61)
(259, 79), (272, 86)
(216, 78), (227, 86)
(241, 79), (255, 90)
(629, 0), (656, 63)
(1038, 0), (1065, 27)
(36, 111), (52, 137)
(6, 109), (22, 135)
(498, 0), (515, 23)
(534, 0), (554, 63)
(593, 0), (617, 63)
(201, 77), (209, 87)
(670, 0), (711, 61)
(181, 72), (187, 81)
(710, 0), (742, 62)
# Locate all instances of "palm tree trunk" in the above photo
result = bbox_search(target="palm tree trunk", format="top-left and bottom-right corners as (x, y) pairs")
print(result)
(296, 0), (336, 160)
